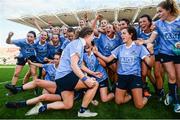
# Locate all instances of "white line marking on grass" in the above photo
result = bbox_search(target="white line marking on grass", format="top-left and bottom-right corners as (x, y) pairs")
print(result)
(0, 66), (15, 68)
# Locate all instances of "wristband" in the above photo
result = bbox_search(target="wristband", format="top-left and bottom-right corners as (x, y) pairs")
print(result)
(81, 76), (88, 81)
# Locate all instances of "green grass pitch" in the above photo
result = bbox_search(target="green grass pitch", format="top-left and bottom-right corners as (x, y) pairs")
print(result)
(0, 65), (179, 119)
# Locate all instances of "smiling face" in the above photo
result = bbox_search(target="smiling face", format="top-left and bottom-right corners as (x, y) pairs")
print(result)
(40, 31), (48, 42)
(79, 19), (85, 28)
(119, 20), (128, 30)
(27, 33), (35, 44)
(100, 19), (108, 28)
(105, 24), (115, 36)
(51, 34), (59, 43)
(52, 27), (60, 34)
(139, 17), (151, 32)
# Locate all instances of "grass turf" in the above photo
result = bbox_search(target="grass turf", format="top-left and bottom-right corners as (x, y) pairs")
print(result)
(0, 65), (180, 119)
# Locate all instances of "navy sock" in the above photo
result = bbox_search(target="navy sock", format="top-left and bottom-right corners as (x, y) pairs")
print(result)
(39, 104), (47, 113)
(79, 106), (87, 113)
(17, 101), (27, 107)
(157, 88), (164, 97)
(168, 83), (179, 104)
(16, 86), (23, 92)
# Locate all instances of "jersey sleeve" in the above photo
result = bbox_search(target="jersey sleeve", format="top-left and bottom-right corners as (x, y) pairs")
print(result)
(11, 38), (25, 47)
(111, 46), (120, 59)
(140, 45), (150, 59)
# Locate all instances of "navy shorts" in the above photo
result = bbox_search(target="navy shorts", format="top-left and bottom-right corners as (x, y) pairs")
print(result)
(159, 53), (180, 64)
(116, 74), (143, 90)
(16, 56), (37, 66)
(55, 72), (79, 94)
(99, 79), (108, 88)
(155, 54), (161, 62)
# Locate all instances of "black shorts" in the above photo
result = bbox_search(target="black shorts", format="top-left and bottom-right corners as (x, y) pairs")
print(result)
(16, 56), (37, 66)
(155, 54), (161, 62)
(55, 72), (79, 94)
(159, 53), (180, 64)
(116, 74), (143, 90)
(99, 79), (108, 88)
(106, 58), (117, 67)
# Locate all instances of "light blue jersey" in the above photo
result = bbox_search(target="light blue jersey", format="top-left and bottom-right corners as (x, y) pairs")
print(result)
(48, 42), (62, 59)
(35, 41), (49, 63)
(61, 39), (70, 50)
(112, 42), (149, 76)
(42, 63), (57, 81)
(83, 52), (108, 83)
(136, 27), (160, 55)
(55, 38), (85, 79)
(94, 33), (122, 56)
(154, 17), (180, 56)
(12, 38), (36, 58)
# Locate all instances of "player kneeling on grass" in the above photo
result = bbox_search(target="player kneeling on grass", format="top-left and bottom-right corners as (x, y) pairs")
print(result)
(93, 26), (153, 109)
(5, 53), (62, 110)
(82, 44), (114, 103)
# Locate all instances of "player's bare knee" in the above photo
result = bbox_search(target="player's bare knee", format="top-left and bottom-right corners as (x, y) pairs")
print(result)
(115, 98), (124, 105)
(135, 102), (144, 109)
(64, 102), (73, 109)
(39, 94), (48, 101)
(101, 96), (108, 102)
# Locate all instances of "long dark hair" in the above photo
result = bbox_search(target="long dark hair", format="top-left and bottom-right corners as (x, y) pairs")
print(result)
(126, 26), (137, 40)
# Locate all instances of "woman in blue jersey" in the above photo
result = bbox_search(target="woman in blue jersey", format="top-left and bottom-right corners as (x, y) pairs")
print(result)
(137, 14), (164, 99)
(93, 26), (153, 109)
(47, 34), (63, 60)
(82, 45), (114, 102)
(93, 15), (123, 83)
(23, 30), (49, 83)
(6, 53), (63, 110)
(136, 0), (180, 113)
(5, 31), (37, 87)
(6, 27), (99, 117)
(61, 27), (76, 50)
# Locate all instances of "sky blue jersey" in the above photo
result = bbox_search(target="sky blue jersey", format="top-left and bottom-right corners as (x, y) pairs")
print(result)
(55, 38), (85, 79)
(112, 42), (149, 77)
(154, 17), (180, 56)
(12, 38), (36, 58)
(94, 33), (123, 56)
(83, 52), (108, 83)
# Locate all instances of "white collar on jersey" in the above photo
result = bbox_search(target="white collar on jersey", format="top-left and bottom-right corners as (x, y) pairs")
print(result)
(87, 51), (94, 57)
(125, 41), (135, 49)
(79, 37), (86, 46)
(106, 34), (116, 40)
(165, 16), (180, 24)
(39, 41), (46, 46)
(25, 39), (34, 45)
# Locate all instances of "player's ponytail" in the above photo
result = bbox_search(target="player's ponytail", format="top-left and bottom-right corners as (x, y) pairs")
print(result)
(158, 0), (179, 17)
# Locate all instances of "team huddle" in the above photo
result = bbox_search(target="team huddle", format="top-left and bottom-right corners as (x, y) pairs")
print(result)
(4, 0), (180, 117)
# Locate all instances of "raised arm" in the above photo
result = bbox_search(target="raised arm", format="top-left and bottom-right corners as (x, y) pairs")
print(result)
(6, 32), (14, 44)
